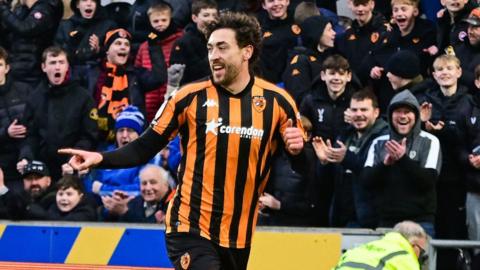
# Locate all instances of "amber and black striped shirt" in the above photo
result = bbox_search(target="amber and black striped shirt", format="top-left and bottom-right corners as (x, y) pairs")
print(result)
(101, 76), (303, 248)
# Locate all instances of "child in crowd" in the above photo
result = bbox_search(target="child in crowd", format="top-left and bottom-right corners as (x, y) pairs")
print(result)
(257, 0), (299, 83)
(417, 54), (472, 270)
(360, 0), (436, 113)
(283, 15), (336, 104)
(135, 1), (182, 122)
(336, 0), (388, 76)
(299, 55), (355, 226)
(169, 0), (217, 85)
(55, 0), (116, 91)
(385, 50), (431, 95)
(300, 55), (354, 140)
(47, 175), (97, 221)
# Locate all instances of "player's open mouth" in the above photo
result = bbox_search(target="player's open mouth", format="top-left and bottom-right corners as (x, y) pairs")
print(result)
(85, 9), (93, 15)
(54, 72), (62, 78)
(212, 65), (224, 71)
(212, 64), (225, 75)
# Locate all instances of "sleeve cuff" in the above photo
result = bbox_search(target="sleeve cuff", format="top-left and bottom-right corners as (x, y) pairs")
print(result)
(0, 186), (9, 196)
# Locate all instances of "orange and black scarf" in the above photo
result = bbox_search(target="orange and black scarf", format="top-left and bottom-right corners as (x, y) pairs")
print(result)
(97, 62), (129, 141)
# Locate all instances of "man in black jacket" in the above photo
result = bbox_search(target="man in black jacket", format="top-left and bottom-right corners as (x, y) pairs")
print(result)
(17, 46), (98, 182)
(313, 89), (388, 228)
(0, 0), (63, 87)
(0, 161), (56, 220)
(0, 47), (33, 192)
(453, 7), (480, 91)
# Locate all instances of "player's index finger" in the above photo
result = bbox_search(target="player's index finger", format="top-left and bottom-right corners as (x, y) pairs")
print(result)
(57, 148), (75, 155)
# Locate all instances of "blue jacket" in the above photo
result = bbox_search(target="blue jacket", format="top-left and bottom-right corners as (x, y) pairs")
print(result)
(85, 144), (141, 194)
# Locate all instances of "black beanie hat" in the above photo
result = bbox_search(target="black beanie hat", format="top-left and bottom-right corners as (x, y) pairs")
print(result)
(104, 28), (132, 51)
(385, 50), (420, 79)
(300, 15), (331, 50)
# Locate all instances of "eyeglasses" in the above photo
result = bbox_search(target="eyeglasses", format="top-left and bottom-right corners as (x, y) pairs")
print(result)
(413, 244), (429, 266)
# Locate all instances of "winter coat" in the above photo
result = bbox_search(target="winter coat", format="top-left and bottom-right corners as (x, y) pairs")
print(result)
(19, 79), (98, 180)
(0, 77), (33, 182)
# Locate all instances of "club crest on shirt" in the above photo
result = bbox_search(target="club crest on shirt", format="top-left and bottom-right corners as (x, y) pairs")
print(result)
(180, 252), (190, 269)
(317, 108), (324, 122)
(148, 32), (158, 40)
(409, 150), (417, 159)
(291, 24), (301, 35)
(471, 117), (477, 125)
(370, 32), (379, 43)
(252, 96), (266, 112)
(89, 108), (98, 120)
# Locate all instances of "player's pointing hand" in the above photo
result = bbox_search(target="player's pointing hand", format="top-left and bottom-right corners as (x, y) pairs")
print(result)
(58, 148), (103, 171)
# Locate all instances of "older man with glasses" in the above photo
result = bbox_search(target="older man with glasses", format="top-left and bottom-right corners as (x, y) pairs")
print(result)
(334, 220), (429, 270)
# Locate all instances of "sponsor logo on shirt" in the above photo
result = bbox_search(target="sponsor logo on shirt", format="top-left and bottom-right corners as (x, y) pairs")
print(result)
(205, 118), (264, 139)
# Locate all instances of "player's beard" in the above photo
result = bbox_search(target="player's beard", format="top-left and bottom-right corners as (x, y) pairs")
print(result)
(213, 61), (240, 88)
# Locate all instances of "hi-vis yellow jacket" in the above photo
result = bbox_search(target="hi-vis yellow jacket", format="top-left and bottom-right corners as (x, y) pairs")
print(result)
(333, 232), (420, 270)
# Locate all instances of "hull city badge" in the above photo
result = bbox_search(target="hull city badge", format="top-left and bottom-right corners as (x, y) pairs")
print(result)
(180, 252), (191, 269)
(252, 96), (266, 112)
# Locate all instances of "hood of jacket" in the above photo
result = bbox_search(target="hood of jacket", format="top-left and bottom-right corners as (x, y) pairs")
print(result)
(387, 89), (421, 141)
(300, 15), (331, 51)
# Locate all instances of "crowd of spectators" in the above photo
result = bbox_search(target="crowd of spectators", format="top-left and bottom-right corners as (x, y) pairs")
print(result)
(1, 0), (480, 268)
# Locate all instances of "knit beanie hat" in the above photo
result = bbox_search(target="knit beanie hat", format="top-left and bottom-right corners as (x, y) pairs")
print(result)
(300, 15), (331, 50)
(115, 106), (145, 135)
(385, 50), (420, 79)
(104, 28), (132, 51)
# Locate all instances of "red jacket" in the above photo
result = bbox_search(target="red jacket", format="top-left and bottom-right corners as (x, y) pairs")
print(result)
(135, 30), (183, 121)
